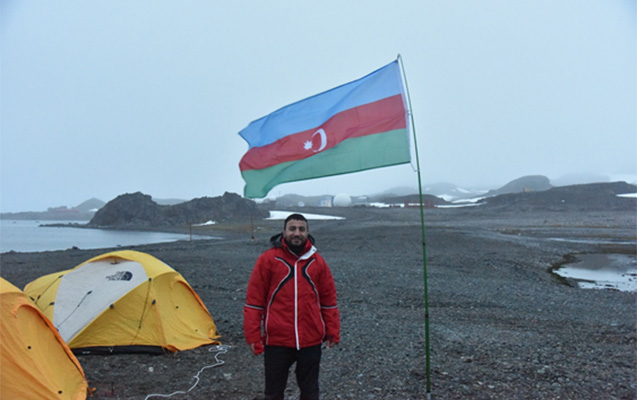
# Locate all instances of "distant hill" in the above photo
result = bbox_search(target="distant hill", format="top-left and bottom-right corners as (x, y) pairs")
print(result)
(479, 181), (636, 211)
(75, 198), (106, 212)
(270, 194), (335, 207)
(269, 182), (490, 206)
(371, 193), (450, 207)
(370, 186), (419, 198)
(486, 175), (553, 196)
(418, 182), (487, 201)
(551, 172), (616, 186)
(367, 183), (486, 201)
(0, 198), (105, 221)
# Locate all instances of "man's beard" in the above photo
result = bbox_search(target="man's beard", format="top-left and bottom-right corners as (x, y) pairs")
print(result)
(287, 239), (306, 255)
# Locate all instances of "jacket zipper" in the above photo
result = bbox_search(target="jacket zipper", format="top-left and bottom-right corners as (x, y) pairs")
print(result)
(294, 259), (300, 350)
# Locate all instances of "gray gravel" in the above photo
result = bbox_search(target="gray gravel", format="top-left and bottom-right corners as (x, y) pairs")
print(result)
(1, 207), (635, 399)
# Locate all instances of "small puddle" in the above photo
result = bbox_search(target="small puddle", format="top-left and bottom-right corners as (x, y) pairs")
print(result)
(553, 253), (637, 292)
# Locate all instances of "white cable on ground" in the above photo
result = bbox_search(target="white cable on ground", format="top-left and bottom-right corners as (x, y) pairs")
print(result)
(144, 344), (231, 399)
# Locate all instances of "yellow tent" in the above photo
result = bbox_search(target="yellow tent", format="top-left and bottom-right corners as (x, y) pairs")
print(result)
(1, 277), (88, 399)
(24, 250), (220, 354)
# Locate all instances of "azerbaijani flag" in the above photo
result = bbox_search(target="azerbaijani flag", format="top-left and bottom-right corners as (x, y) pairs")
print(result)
(238, 60), (411, 198)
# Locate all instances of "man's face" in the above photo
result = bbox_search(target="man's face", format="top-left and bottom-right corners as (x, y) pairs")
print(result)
(283, 219), (309, 248)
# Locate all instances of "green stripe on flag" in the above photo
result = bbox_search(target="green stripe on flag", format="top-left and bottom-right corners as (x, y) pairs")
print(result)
(242, 129), (410, 198)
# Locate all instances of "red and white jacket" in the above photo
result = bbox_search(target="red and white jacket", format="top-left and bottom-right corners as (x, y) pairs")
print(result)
(243, 234), (340, 351)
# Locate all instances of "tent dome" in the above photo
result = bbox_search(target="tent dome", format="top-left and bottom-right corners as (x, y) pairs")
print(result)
(24, 250), (220, 354)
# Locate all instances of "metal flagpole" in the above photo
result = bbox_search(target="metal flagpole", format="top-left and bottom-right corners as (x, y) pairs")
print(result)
(397, 53), (432, 398)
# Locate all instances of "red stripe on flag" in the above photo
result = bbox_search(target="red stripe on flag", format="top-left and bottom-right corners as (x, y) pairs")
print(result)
(239, 94), (406, 172)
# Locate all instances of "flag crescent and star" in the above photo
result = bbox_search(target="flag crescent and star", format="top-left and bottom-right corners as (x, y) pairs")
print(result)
(307, 129), (327, 153)
(238, 59), (412, 198)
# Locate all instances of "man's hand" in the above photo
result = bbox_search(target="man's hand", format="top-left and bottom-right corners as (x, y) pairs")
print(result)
(250, 342), (264, 355)
(324, 340), (337, 348)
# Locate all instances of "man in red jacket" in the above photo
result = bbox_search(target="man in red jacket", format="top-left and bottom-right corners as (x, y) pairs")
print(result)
(244, 213), (340, 400)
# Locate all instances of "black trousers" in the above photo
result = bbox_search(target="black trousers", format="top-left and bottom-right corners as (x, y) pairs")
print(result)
(263, 345), (322, 400)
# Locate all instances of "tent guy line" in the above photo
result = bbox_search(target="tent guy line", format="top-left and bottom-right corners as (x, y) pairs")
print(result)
(144, 345), (231, 400)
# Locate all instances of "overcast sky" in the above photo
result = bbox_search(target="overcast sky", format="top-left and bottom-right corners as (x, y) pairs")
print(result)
(1, 1), (635, 212)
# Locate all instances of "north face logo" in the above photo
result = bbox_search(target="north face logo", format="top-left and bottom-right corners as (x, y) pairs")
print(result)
(106, 271), (133, 281)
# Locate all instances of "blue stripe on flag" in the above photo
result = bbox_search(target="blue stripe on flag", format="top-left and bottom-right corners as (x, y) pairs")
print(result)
(239, 60), (404, 149)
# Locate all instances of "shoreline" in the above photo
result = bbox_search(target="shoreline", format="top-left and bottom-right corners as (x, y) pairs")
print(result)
(0, 219), (228, 255)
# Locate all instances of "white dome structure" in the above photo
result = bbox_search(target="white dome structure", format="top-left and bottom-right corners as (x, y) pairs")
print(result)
(332, 193), (352, 207)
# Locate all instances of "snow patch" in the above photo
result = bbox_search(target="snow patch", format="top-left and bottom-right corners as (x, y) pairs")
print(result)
(267, 211), (345, 220)
(193, 220), (216, 226)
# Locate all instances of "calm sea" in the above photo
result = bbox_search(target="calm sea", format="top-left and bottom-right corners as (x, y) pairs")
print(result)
(0, 220), (206, 253)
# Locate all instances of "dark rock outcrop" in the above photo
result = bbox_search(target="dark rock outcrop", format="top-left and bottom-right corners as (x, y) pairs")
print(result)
(88, 192), (267, 228)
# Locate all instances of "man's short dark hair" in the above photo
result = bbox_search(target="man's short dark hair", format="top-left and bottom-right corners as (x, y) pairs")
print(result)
(284, 213), (308, 230)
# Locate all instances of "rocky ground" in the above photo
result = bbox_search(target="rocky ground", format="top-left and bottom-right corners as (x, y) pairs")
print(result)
(1, 206), (636, 399)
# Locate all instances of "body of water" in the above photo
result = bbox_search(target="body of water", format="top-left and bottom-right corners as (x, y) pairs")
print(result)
(0, 220), (211, 253)
(554, 253), (637, 292)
